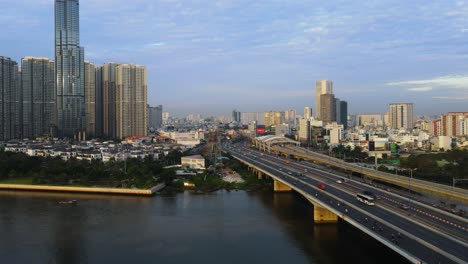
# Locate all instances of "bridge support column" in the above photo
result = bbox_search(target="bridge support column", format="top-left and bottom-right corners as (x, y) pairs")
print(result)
(273, 180), (292, 192)
(257, 171), (263, 180)
(314, 205), (338, 223)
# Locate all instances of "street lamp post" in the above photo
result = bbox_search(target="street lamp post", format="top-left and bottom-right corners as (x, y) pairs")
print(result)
(408, 168), (417, 210)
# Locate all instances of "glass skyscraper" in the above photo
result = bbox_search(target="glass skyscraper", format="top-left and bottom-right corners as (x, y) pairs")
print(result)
(55, 0), (85, 138)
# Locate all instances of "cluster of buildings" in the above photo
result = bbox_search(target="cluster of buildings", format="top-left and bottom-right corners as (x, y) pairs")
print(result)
(0, 0), (155, 142)
(3, 137), (188, 163)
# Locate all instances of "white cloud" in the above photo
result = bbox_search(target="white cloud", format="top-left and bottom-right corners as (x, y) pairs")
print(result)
(432, 96), (468, 100)
(387, 75), (468, 90)
(407, 87), (433, 92)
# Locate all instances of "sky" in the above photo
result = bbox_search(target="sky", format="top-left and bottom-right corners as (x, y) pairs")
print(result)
(2, 0), (468, 117)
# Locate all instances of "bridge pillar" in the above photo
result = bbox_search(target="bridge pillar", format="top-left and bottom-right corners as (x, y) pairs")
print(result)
(273, 180), (292, 192)
(257, 171), (263, 180)
(314, 205), (338, 223)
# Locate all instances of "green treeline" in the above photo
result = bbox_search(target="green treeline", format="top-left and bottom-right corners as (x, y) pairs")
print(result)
(0, 150), (183, 189)
(399, 149), (468, 185)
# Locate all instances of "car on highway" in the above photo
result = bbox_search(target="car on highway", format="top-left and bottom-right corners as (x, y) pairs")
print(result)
(317, 183), (326, 190)
(400, 204), (410, 210)
(336, 180), (343, 184)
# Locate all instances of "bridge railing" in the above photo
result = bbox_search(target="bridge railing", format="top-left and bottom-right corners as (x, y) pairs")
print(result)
(271, 146), (468, 202)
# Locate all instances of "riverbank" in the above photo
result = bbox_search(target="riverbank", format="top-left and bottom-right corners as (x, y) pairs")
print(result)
(0, 183), (165, 196)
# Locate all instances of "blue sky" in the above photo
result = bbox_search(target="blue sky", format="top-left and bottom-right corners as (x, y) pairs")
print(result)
(2, 0), (468, 117)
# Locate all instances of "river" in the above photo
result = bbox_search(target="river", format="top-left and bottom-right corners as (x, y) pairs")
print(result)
(0, 190), (407, 264)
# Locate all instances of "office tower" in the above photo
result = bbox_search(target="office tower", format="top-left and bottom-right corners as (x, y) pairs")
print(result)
(55, 0), (85, 138)
(304, 107), (312, 120)
(21, 57), (55, 139)
(315, 80), (333, 119)
(335, 98), (341, 124)
(115, 64), (147, 139)
(320, 94), (336, 124)
(84, 61), (96, 137)
(389, 103), (414, 130)
(148, 104), (163, 129)
(232, 109), (241, 123)
(96, 63), (119, 139)
(0, 56), (21, 140)
(340, 100), (348, 129)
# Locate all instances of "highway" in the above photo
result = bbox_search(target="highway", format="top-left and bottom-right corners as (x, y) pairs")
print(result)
(222, 142), (468, 264)
(263, 144), (468, 203)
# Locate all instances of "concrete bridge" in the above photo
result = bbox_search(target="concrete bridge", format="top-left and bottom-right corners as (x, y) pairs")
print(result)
(252, 135), (468, 204)
(224, 142), (468, 264)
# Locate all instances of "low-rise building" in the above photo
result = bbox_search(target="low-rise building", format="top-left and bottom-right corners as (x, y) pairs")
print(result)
(181, 155), (206, 169)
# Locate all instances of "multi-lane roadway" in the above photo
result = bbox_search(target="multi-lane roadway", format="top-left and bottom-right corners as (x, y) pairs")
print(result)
(222, 142), (468, 264)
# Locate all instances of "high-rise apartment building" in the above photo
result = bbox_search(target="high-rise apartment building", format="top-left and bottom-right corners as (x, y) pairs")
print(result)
(162, 112), (170, 122)
(96, 63), (119, 139)
(265, 111), (285, 128)
(0, 56), (21, 140)
(115, 64), (147, 139)
(240, 112), (265, 126)
(383, 112), (390, 128)
(84, 61), (96, 137)
(440, 112), (468, 136)
(21, 57), (55, 139)
(357, 114), (383, 127)
(285, 109), (296, 124)
(148, 104), (163, 129)
(340, 100), (348, 129)
(55, 0), (85, 138)
(304, 107), (312, 120)
(389, 103), (414, 130)
(320, 94), (336, 124)
(315, 80), (333, 119)
(298, 119), (310, 144)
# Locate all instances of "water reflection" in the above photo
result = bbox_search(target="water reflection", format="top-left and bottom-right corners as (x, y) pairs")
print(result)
(0, 190), (407, 264)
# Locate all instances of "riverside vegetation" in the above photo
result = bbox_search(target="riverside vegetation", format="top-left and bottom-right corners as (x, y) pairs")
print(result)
(0, 149), (268, 192)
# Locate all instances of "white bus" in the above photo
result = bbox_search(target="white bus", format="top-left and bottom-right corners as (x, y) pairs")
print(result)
(356, 193), (375, 205)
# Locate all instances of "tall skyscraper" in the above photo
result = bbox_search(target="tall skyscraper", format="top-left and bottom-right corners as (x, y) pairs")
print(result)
(303, 107), (312, 120)
(320, 94), (336, 124)
(84, 61), (96, 137)
(340, 100), (348, 129)
(96, 63), (119, 139)
(232, 109), (241, 123)
(55, 0), (85, 138)
(21, 57), (55, 139)
(389, 103), (414, 130)
(0, 56), (21, 140)
(115, 64), (147, 139)
(335, 98), (341, 124)
(315, 80), (333, 119)
(148, 104), (163, 130)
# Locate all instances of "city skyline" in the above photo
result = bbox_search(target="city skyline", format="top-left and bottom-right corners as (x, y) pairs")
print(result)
(2, 0), (468, 116)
